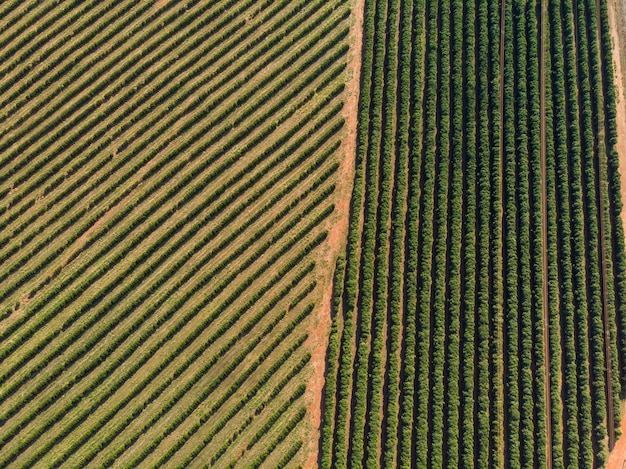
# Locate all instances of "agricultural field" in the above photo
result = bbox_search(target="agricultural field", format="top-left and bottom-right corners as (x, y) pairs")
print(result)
(2, 0), (626, 468)
(320, 0), (626, 467)
(0, 1), (353, 467)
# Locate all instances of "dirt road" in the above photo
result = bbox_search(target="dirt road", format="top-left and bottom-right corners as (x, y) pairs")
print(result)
(609, 0), (626, 233)
(608, 0), (626, 464)
(303, 0), (364, 467)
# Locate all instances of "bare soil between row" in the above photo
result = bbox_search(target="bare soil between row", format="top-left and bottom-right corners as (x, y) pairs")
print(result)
(608, 0), (626, 464)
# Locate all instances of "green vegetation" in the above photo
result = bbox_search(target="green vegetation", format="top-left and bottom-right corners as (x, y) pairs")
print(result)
(0, 1), (351, 466)
(2, 0), (626, 467)
(320, 0), (626, 466)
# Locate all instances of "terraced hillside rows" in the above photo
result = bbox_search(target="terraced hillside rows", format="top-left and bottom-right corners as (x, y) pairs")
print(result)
(320, 0), (626, 467)
(0, 1), (353, 467)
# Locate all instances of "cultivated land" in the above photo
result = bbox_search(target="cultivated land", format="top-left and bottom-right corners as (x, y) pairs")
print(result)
(3, 0), (626, 468)
(608, 0), (626, 464)
(0, 1), (352, 467)
(319, 0), (626, 467)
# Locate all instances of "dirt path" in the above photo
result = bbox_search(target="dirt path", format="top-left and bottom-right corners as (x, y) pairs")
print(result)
(609, 0), (626, 232)
(303, 0), (363, 467)
(538, 0), (553, 466)
(608, 0), (626, 462)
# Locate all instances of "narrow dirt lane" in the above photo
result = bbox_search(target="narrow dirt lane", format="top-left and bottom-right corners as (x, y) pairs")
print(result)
(538, 0), (553, 466)
(611, 0), (626, 234)
(608, 0), (626, 464)
(303, 0), (364, 467)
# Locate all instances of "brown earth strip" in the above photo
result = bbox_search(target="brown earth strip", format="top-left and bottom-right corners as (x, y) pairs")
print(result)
(608, 0), (626, 464)
(303, 0), (364, 467)
(609, 0), (626, 232)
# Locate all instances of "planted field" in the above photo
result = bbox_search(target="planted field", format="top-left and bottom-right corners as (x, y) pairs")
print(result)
(3, 0), (626, 467)
(0, 1), (352, 467)
(320, 0), (626, 467)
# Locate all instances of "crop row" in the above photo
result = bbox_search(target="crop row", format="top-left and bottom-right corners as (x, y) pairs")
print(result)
(0, 127), (340, 411)
(320, 0), (626, 465)
(326, 0), (379, 462)
(176, 340), (313, 467)
(342, 0), (398, 464)
(0, 152), (328, 408)
(0, 2), (110, 71)
(246, 407), (306, 469)
(0, 0), (346, 286)
(0, 195), (331, 466)
(0, 0), (332, 274)
(0, 1), (349, 465)
(0, 0), (252, 220)
(0, 0), (255, 228)
(0, 112), (342, 401)
(0, 0), (315, 200)
(127, 303), (314, 468)
(1, 214), (323, 466)
(0, 22), (347, 341)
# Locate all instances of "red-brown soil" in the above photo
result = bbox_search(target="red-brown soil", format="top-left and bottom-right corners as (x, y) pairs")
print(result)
(609, 0), (626, 463)
(303, 0), (364, 467)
